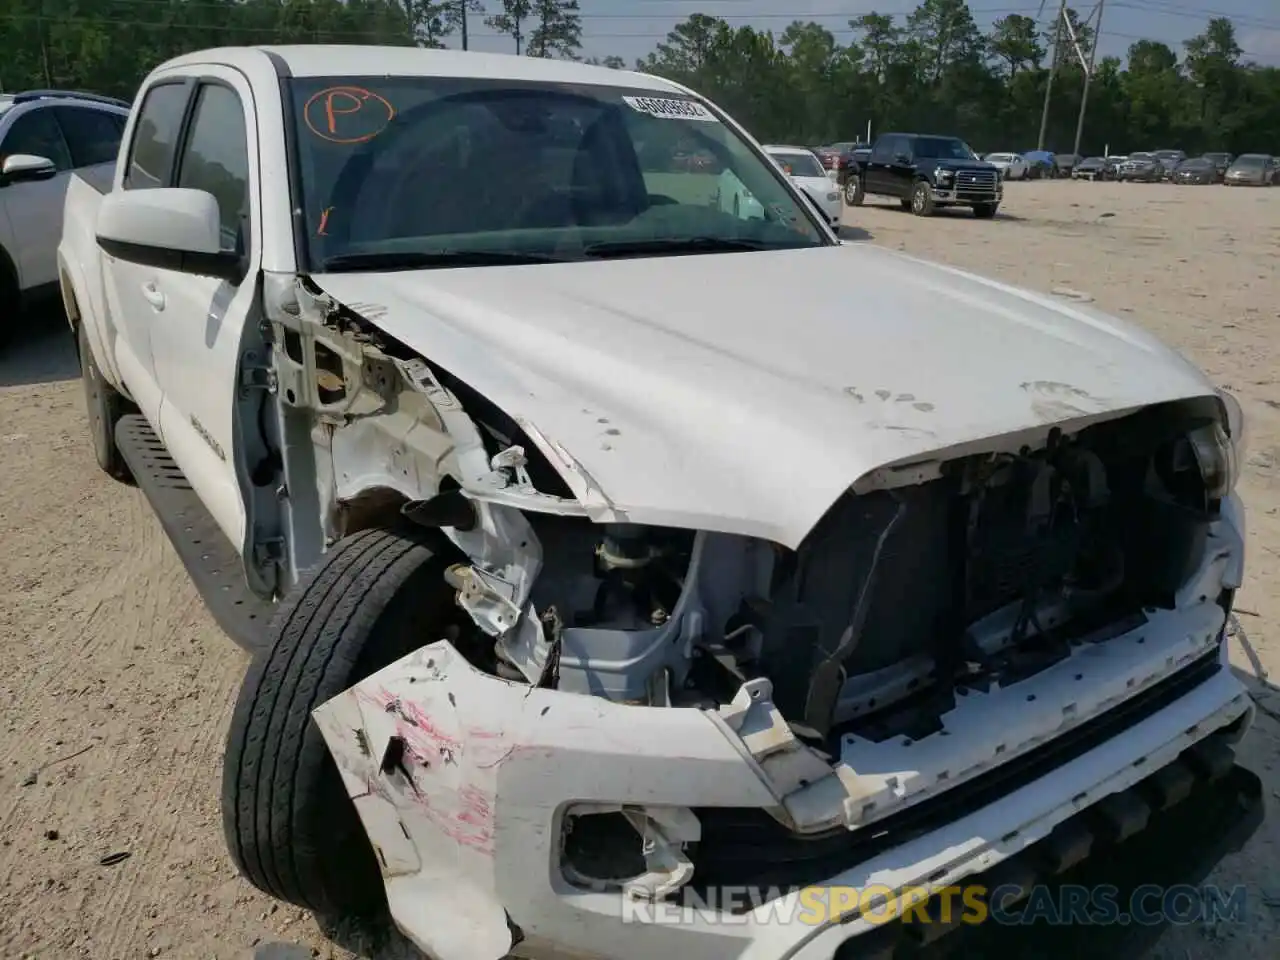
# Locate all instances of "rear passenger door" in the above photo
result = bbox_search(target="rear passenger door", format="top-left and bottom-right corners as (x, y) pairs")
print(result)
(100, 77), (193, 432)
(865, 137), (894, 194)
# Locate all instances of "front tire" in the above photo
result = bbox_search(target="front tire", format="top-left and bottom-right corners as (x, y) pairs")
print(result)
(221, 527), (466, 919)
(77, 321), (133, 483)
(910, 181), (935, 216)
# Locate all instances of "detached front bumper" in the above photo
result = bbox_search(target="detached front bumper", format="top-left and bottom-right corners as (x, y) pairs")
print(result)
(312, 496), (1252, 960)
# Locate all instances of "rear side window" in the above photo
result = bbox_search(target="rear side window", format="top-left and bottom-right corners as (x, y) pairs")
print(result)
(0, 108), (73, 171)
(54, 106), (125, 167)
(175, 83), (251, 253)
(125, 82), (189, 189)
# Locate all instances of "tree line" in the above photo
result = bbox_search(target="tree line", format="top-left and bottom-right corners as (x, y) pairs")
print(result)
(1, 0), (1276, 155)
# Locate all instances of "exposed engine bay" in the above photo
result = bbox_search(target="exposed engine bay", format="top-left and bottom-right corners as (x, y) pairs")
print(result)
(421, 389), (1229, 755)
(279, 281), (1248, 959)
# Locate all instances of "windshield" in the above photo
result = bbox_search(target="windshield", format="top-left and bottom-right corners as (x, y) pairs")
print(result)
(1232, 155), (1266, 168)
(1130, 153), (1154, 161)
(768, 150), (825, 178)
(287, 77), (828, 270)
(1179, 158), (1212, 169)
(986, 153), (1014, 162)
(914, 137), (976, 160)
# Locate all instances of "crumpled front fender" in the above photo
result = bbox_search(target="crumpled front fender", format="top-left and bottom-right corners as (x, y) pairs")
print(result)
(311, 641), (778, 960)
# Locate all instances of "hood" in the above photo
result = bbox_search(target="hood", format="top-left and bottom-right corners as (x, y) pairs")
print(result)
(931, 159), (995, 172)
(312, 245), (1216, 548)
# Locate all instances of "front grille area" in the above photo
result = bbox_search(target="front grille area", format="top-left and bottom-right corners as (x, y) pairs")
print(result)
(950, 169), (999, 199)
(686, 643), (1225, 902)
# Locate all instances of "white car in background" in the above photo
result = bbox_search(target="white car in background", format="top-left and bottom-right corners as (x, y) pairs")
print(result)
(983, 151), (1029, 180)
(0, 90), (129, 320)
(714, 166), (765, 220)
(763, 143), (842, 226)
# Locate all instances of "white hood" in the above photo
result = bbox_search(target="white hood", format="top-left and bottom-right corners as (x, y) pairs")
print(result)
(313, 244), (1215, 547)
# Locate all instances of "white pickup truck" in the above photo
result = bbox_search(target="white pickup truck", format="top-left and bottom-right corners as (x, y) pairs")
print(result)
(58, 45), (1262, 960)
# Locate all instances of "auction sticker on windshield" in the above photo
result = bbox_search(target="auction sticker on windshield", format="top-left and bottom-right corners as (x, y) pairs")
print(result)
(622, 96), (718, 122)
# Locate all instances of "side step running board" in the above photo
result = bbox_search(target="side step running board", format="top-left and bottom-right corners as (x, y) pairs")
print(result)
(114, 414), (273, 654)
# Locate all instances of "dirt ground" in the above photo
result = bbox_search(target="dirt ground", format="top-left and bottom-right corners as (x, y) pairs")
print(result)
(2, 180), (1278, 960)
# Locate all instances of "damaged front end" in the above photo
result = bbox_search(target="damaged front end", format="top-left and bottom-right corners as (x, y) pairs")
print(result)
(265, 275), (1252, 960)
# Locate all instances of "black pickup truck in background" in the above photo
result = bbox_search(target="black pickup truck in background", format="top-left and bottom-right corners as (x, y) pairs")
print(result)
(846, 133), (1003, 218)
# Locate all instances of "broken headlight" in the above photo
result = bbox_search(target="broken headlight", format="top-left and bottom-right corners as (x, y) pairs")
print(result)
(1189, 389), (1245, 500)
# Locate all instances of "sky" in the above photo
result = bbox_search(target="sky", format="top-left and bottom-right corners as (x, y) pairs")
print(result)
(453, 0), (1280, 67)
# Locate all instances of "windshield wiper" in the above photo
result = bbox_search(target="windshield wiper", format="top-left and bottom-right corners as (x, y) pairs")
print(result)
(582, 236), (778, 258)
(319, 250), (570, 272)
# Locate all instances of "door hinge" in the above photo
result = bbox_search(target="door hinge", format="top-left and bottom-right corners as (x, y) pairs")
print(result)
(240, 350), (278, 395)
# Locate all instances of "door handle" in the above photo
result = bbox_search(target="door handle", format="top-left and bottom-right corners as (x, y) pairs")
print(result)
(141, 282), (166, 311)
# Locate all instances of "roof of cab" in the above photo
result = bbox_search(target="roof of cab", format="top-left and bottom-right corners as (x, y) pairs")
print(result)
(157, 44), (679, 92)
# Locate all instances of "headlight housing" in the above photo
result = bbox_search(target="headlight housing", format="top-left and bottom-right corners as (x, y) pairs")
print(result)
(1189, 389), (1246, 499)
(1216, 387), (1247, 481)
(935, 167), (954, 182)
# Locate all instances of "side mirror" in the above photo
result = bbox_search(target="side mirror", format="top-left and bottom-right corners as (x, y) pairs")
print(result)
(1, 153), (57, 185)
(95, 187), (243, 283)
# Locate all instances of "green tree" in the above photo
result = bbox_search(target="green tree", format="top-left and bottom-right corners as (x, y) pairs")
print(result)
(485, 0), (533, 56)
(527, 0), (582, 59)
(988, 14), (1044, 77)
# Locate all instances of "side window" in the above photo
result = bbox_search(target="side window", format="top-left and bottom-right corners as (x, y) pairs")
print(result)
(125, 82), (189, 190)
(175, 83), (250, 253)
(869, 137), (893, 163)
(0, 108), (73, 171)
(53, 106), (125, 168)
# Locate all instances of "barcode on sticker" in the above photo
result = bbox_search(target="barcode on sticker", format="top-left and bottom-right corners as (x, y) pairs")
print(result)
(622, 96), (718, 122)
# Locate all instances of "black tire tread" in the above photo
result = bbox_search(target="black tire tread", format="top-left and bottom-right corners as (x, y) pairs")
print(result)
(222, 527), (456, 917)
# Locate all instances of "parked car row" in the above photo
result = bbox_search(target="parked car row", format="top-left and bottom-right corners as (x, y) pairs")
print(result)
(1069, 151), (1278, 185)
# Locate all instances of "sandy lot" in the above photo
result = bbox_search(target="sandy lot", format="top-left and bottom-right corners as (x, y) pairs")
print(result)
(1, 180), (1278, 960)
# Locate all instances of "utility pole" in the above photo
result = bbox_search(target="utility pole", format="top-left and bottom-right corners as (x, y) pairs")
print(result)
(1072, 0), (1106, 158)
(1037, 0), (1068, 151)
(459, 0), (469, 50)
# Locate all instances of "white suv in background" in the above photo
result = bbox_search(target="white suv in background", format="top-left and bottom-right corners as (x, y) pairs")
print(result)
(0, 90), (130, 314)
